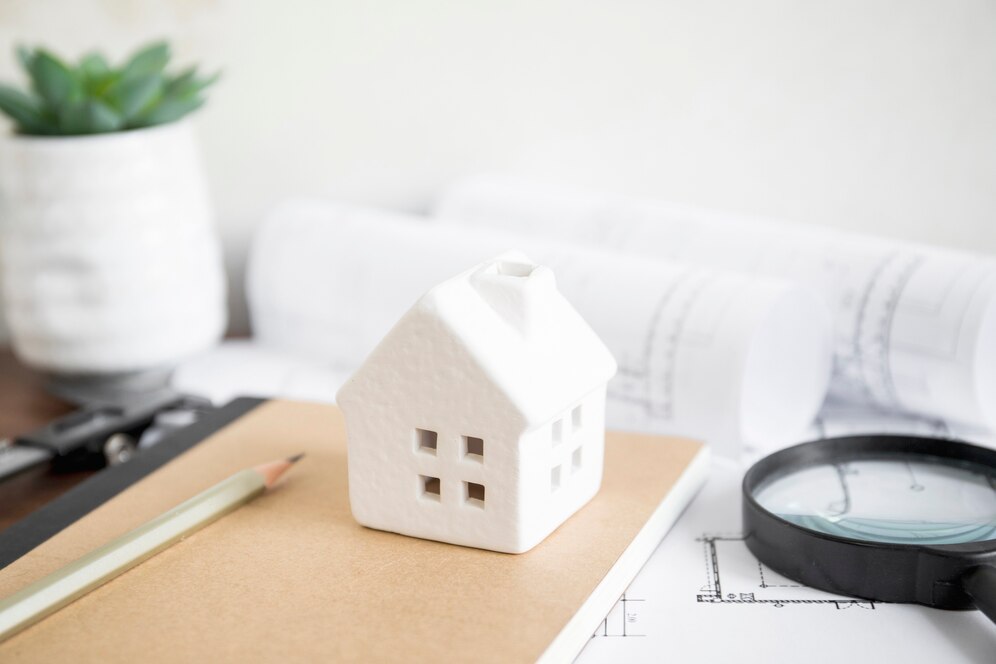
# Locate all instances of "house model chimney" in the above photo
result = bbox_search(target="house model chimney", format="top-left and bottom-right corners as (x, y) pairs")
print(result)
(469, 259), (556, 336)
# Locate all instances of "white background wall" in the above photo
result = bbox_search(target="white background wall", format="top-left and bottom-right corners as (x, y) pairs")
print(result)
(1, 0), (994, 337)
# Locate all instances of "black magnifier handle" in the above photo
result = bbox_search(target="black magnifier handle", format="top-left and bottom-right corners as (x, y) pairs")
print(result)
(963, 566), (996, 625)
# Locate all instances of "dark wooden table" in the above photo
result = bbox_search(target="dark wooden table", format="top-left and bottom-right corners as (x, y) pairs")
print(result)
(0, 350), (84, 531)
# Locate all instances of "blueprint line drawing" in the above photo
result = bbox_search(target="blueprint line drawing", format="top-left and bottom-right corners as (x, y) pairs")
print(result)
(591, 593), (646, 638)
(574, 462), (996, 663)
(695, 534), (878, 609)
(437, 177), (996, 432)
(806, 400), (996, 447)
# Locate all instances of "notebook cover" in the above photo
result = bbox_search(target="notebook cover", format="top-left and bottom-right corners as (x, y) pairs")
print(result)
(0, 400), (706, 663)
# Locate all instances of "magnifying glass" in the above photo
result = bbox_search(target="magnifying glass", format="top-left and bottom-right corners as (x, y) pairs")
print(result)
(743, 435), (996, 623)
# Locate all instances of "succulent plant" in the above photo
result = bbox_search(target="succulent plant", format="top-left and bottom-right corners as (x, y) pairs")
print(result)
(0, 41), (217, 136)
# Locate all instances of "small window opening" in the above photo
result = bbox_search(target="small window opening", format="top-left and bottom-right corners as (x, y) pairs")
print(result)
(416, 428), (437, 455)
(465, 482), (486, 508)
(572, 446), (583, 474)
(463, 436), (484, 460)
(552, 420), (563, 446)
(551, 465), (562, 491)
(420, 475), (441, 500)
(572, 405), (583, 432)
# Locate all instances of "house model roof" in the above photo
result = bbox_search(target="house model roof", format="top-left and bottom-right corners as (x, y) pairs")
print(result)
(341, 252), (617, 428)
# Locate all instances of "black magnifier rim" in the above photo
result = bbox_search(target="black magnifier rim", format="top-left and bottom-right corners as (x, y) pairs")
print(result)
(742, 434), (996, 610)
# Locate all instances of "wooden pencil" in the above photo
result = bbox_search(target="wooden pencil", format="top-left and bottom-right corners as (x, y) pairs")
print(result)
(0, 454), (303, 642)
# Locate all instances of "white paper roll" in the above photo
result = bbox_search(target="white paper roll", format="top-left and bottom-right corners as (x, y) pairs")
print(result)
(436, 177), (996, 431)
(171, 340), (346, 406)
(247, 199), (833, 453)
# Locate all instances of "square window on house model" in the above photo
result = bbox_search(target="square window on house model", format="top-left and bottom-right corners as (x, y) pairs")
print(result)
(338, 253), (617, 554)
(463, 436), (484, 460)
(465, 481), (485, 507)
(420, 475), (441, 501)
(552, 419), (563, 446)
(415, 428), (437, 455)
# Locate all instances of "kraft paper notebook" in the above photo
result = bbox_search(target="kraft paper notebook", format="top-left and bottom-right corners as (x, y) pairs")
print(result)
(0, 399), (709, 663)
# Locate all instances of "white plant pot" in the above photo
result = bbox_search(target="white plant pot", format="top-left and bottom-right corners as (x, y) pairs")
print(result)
(0, 121), (227, 374)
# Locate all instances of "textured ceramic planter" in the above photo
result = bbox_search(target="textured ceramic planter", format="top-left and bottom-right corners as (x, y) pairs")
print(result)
(0, 121), (226, 374)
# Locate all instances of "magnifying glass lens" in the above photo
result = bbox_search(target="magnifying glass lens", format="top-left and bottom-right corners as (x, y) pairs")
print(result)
(753, 456), (996, 545)
(745, 437), (996, 620)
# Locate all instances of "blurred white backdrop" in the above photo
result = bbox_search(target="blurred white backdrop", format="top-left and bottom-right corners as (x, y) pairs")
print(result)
(0, 0), (994, 336)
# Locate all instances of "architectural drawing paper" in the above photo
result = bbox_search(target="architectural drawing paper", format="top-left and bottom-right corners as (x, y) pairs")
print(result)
(437, 177), (996, 432)
(577, 459), (996, 664)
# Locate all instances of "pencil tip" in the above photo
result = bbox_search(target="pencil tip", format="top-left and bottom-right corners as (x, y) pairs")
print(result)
(254, 455), (305, 488)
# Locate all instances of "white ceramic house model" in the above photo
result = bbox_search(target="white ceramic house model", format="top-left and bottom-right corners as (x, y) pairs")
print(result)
(337, 254), (617, 554)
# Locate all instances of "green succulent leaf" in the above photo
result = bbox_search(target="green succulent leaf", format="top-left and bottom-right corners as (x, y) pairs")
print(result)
(165, 67), (197, 94)
(80, 53), (119, 97)
(16, 45), (35, 71)
(57, 101), (87, 134)
(80, 52), (110, 79)
(176, 71), (219, 99)
(0, 84), (49, 133)
(59, 99), (124, 134)
(28, 49), (81, 109)
(86, 99), (125, 132)
(107, 73), (164, 119)
(121, 41), (170, 81)
(132, 94), (204, 127)
(0, 41), (213, 135)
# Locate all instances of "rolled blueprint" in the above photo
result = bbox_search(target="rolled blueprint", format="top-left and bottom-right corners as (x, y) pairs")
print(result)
(248, 199), (833, 454)
(436, 177), (996, 431)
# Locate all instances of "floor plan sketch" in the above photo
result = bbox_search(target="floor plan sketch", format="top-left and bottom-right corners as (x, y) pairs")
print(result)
(591, 593), (646, 638)
(575, 460), (994, 663)
(696, 534), (877, 609)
